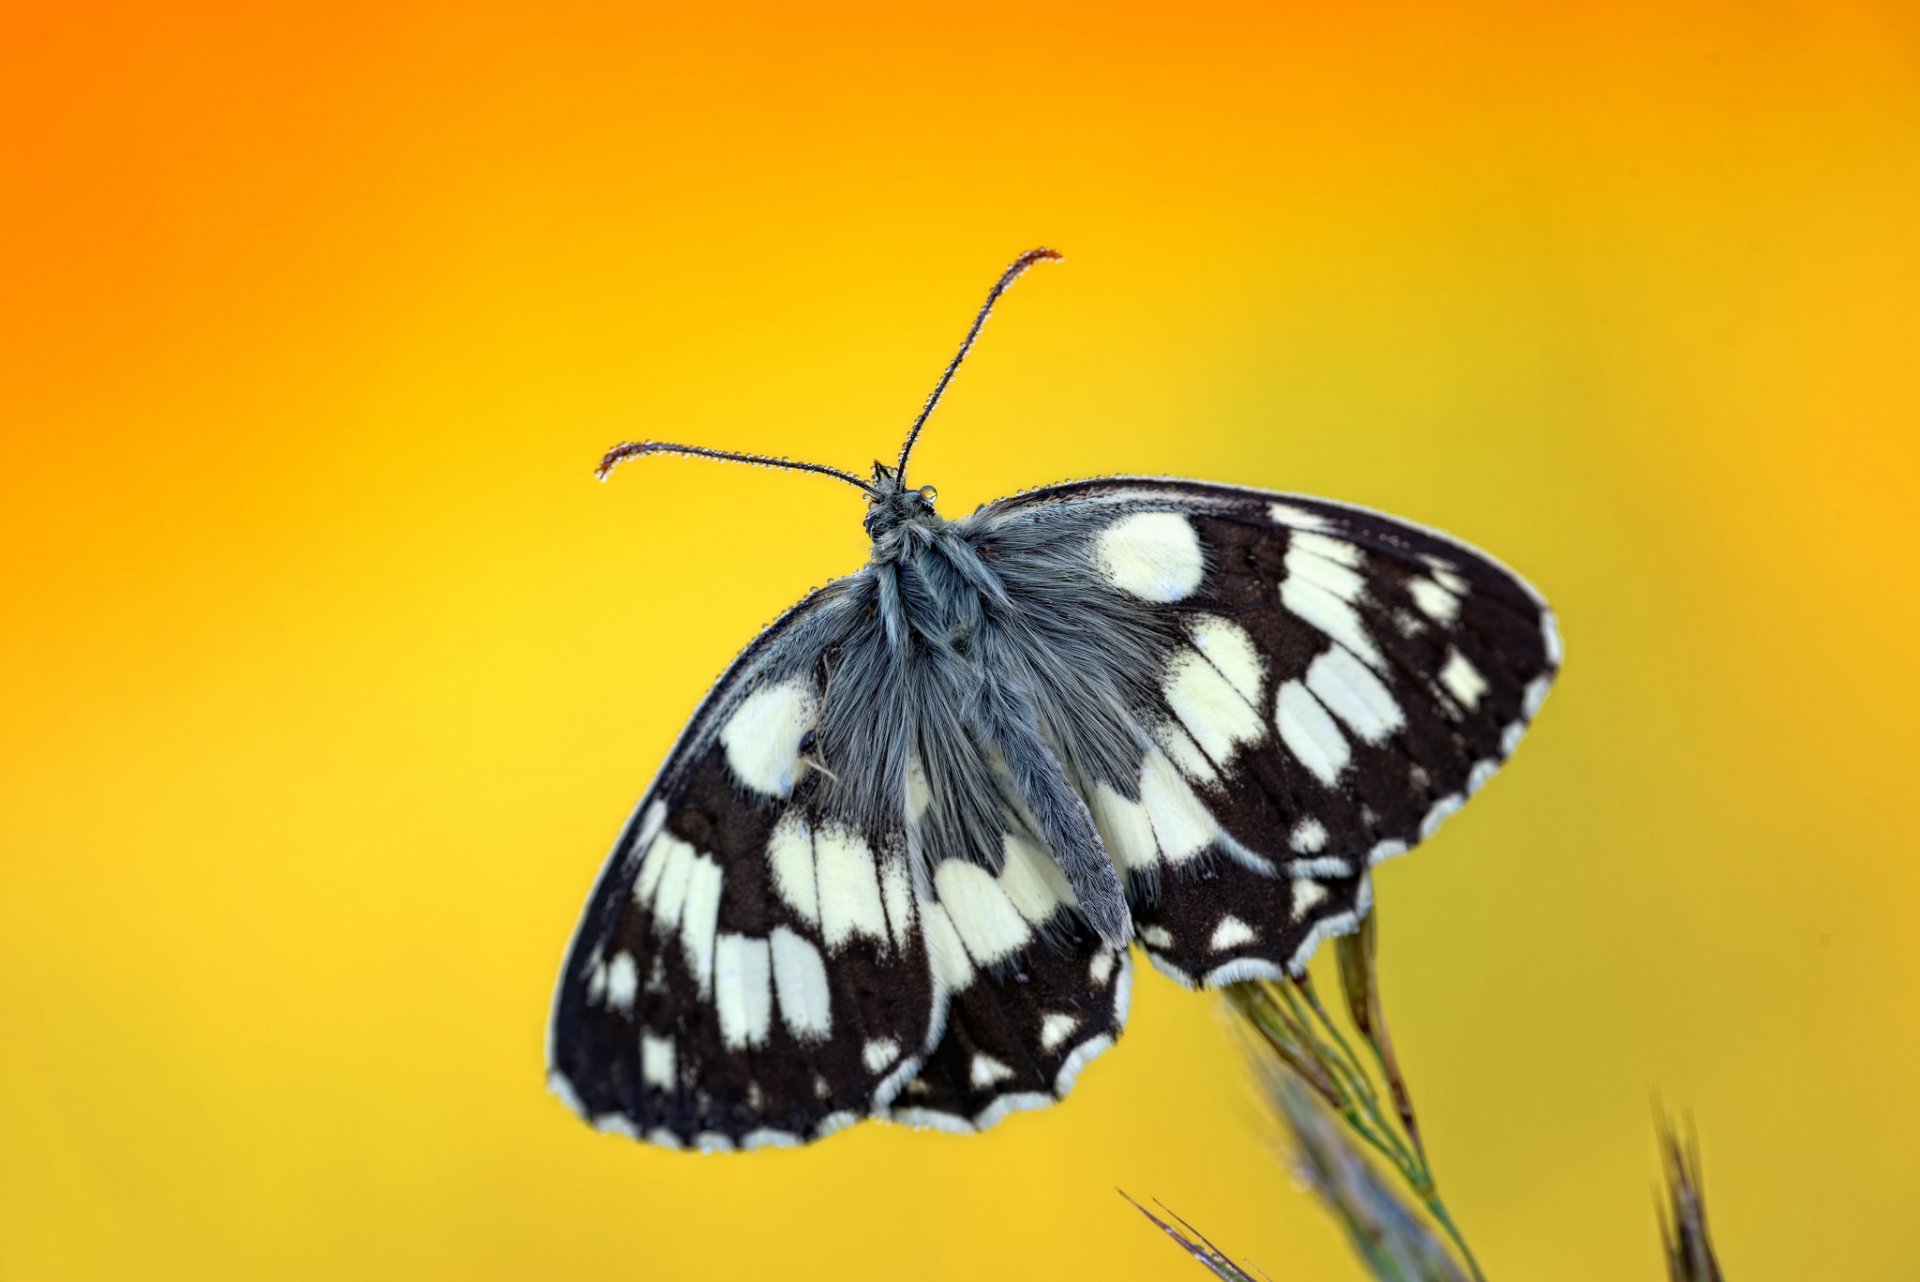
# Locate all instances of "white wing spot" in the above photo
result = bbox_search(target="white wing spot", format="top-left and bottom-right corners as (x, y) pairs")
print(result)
(1095, 511), (1205, 602)
(1152, 717), (1219, 786)
(1164, 650), (1267, 765)
(970, 1054), (1016, 1088)
(1281, 575), (1383, 669)
(1524, 674), (1553, 719)
(680, 853), (725, 997)
(770, 927), (832, 1040)
(647, 833), (698, 929)
(1368, 839), (1408, 865)
(863, 1037), (901, 1073)
(1089, 950), (1116, 987)
(767, 809), (819, 927)
(1542, 610), (1564, 666)
(742, 1128), (800, 1150)
(998, 833), (1076, 924)
(1040, 1013), (1081, 1052)
(1210, 916), (1257, 951)
(1276, 680), (1351, 786)
(631, 801), (667, 865)
(604, 952), (638, 1014)
(880, 855), (914, 952)
(1439, 649), (1489, 710)
(631, 829), (677, 907)
(1305, 645), (1405, 745)
(906, 754), (932, 824)
(815, 822), (888, 950)
(1140, 924), (1175, 949)
(593, 1114), (640, 1140)
(720, 680), (819, 797)
(1286, 534), (1367, 603)
(1268, 501), (1333, 531)
(714, 933), (773, 1049)
(1290, 879), (1329, 921)
(1090, 782), (1158, 875)
(934, 860), (1033, 965)
(641, 1034), (676, 1090)
(1290, 817), (1328, 854)
(1292, 530), (1363, 567)
(1188, 614), (1265, 704)
(1410, 576), (1462, 622)
(1468, 758), (1499, 794)
(1138, 748), (1218, 862)
(922, 901), (976, 991)
(1420, 793), (1464, 840)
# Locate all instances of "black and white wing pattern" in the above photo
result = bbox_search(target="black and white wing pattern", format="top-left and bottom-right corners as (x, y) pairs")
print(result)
(882, 761), (1131, 1134)
(963, 477), (1561, 989)
(552, 471), (1557, 1149)
(548, 571), (1131, 1146)
(548, 587), (941, 1151)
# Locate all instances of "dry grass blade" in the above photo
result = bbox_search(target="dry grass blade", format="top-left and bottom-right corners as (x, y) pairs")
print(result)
(1656, 1116), (1723, 1281)
(1275, 1072), (1470, 1282)
(1118, 1191), (1263, 1282)
(1144, 906), (1487, 1282)
(1134, 911), (1737, 1281)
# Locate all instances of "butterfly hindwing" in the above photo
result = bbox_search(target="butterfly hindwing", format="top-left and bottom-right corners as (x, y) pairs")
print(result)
(888, 795), (1132, 1132)
(965, 478), (1560, 987)
(548, 592), (938, 1149)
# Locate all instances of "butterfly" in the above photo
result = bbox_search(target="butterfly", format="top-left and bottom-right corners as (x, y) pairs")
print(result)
(547, 249), (1560, 1151)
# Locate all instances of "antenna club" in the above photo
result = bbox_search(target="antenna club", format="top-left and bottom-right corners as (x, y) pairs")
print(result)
(595, 440), (653, 481)
(593, 438), (880, 496)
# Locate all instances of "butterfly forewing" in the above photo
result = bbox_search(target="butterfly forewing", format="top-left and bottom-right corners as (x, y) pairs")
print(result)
(965, 478), (1560, 988)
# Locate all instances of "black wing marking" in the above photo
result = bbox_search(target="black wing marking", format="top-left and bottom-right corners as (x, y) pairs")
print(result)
(548, 588), (938, 1149)
(969, 478), (1560, 986)
(887, 925), (1129, 1132)
(884, 780), (1130, 1131)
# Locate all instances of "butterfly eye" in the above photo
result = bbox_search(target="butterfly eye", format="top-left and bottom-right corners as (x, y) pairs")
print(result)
(797, 729), (818, 754)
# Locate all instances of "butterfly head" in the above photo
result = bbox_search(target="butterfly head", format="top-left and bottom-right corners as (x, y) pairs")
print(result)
(861, 463), (940, 540)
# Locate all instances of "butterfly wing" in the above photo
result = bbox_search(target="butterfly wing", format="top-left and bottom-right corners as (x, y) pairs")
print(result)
(547, 584), (940, 1150)
(960, 477), (1561, 988)
(881, 773), (1133, 1134)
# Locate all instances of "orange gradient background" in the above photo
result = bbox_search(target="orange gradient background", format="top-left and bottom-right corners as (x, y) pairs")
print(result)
(5, 3), (1919, 1278)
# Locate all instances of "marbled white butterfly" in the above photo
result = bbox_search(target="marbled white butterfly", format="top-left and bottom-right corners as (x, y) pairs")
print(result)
(548, 249), (1561, 1151)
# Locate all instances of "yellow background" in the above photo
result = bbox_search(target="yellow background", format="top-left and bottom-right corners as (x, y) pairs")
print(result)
(5, 3), (1918, 1277)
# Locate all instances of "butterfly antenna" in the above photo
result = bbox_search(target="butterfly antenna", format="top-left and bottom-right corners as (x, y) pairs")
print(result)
(895, 247), (1062, 482)
(596, 440), (881, 497)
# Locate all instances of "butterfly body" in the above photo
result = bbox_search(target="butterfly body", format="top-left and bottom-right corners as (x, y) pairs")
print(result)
(547, 252), (1560, 1151)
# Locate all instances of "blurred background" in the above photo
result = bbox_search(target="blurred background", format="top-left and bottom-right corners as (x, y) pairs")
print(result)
(4, 2), (1918, 1277)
